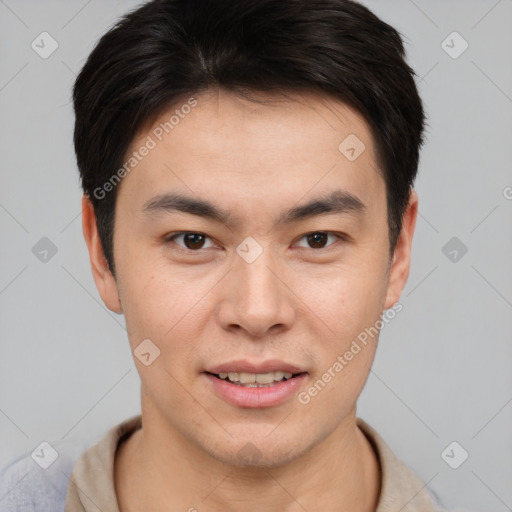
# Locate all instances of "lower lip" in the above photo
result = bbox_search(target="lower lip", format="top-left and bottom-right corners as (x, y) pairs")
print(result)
(203, 373), (308, 408)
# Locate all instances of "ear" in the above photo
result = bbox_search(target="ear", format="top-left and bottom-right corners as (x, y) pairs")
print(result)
(384, 189), (418, 309)
(81, 195), (123, 314)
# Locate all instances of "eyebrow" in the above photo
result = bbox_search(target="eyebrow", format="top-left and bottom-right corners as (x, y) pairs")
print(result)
(141, 189), (366, 227)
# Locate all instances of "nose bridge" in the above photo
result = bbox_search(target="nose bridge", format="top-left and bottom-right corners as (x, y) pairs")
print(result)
(238, 246), (279, 302)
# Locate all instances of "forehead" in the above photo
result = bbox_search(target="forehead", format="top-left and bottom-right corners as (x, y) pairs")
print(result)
(117, 89), (385, 220)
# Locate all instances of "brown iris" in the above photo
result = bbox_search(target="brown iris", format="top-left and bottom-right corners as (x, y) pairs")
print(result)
(182, 233), (206, 250)
(306, 232), (329, 249)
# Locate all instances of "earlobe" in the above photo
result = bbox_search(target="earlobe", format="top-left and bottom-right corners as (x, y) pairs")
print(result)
(384, 190), (418, 310)
(81, 195), (123, 314)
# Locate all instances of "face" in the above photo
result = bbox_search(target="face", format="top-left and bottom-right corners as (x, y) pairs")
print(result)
(83, 88), (417, 468)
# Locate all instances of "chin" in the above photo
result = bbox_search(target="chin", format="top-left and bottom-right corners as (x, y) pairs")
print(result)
(202, 434), (308, 469)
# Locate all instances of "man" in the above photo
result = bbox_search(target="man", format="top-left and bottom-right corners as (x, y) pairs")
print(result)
(1, 0), (453, 510)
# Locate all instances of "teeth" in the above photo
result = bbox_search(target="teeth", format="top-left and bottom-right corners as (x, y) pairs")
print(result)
(273, 371), (285, 381)
(217, 371), (296, 384)
(239, 372), (256, 384)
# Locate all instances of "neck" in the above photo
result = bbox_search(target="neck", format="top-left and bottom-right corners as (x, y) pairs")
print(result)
(115, 400), (381, 512)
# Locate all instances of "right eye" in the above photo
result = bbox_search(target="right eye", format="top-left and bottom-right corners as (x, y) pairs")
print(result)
(165, 232), (217, 251)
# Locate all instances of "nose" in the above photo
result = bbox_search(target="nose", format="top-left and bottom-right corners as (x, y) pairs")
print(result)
(217, 244), (296, 338)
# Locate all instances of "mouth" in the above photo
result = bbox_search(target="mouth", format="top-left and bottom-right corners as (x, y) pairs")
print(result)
(205, 370), (308, 388)
(203, 369), (309, 408)
(202, 360), (309, 407)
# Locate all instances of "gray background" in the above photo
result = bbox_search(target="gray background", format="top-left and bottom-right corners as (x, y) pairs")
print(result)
(0, 0), (511, 510)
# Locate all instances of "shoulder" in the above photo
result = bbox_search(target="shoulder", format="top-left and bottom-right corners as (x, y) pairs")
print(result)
(356, 417), (453, 512)
(356, 418), (483, 512)
(0, 439), (91, 512)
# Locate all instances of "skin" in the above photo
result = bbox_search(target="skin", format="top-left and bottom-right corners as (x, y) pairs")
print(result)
(82, 88), (418, 512)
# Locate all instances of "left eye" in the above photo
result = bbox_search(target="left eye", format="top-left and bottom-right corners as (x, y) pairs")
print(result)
(295, 231), (341, 250)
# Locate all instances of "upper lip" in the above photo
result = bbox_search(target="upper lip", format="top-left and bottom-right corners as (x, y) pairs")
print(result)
(205, 360), (307, 375)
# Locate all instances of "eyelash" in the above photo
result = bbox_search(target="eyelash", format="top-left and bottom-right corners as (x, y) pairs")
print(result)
(164, 231), (347, 253)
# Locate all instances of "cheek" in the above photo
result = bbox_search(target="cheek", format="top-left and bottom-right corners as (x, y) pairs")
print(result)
(290, 262), (386, 399)
(294, 261), (387, 336)
(295, 271), (383, 416)
(119, 261), (214, 362)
